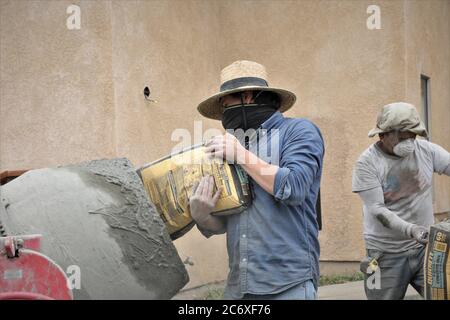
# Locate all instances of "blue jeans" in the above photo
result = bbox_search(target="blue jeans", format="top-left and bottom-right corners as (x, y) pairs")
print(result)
(238, 280), (317, 300)
(363, 246), (425, 300)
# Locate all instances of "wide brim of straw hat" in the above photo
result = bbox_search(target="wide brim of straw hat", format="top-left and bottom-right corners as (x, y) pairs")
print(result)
(197, 86), (296, 120)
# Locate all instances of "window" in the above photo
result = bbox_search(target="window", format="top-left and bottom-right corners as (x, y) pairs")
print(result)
(421, 74), (436, 204)
(421, 75), (431, 140)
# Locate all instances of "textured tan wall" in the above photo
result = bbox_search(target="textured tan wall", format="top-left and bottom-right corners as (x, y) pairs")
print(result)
(0, 0), (116, 169)
(0, 0), (449, 289)
(107, 0), (229, 290)
(403, 0), (450, 214)
(216, 0), (407, 262)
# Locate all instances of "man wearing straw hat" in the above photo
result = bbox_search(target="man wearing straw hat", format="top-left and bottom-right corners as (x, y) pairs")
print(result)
(189, 60), (324, 300)
(352, 102), (450, 300)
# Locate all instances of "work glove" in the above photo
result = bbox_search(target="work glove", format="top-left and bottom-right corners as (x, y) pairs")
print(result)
(410, 224), (429, 245)
(189, 175), (221, 225)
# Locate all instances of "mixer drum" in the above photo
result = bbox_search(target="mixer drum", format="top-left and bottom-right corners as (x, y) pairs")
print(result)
(0, 158), (189, 299)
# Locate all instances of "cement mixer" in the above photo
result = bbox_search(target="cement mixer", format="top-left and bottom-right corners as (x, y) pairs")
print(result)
(0, 158), (189, 299)
(0, 145), (253, 299)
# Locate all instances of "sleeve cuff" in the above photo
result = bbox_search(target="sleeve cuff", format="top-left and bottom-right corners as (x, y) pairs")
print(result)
(196, 225), (214, 238)
(273, 167), (291, 200)
(352, 184), (381, 193)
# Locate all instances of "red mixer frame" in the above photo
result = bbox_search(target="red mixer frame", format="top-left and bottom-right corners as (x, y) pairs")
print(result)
(0, 234), (73, 300)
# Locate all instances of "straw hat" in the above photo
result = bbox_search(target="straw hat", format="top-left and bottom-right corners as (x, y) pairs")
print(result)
(368, 102), (428, 138)
(197, 60), (297, 120)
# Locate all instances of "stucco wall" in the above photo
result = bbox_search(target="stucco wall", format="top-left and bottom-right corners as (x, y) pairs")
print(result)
(403, 0), (450, 214)
(108, 0), (229, 290)
(0, 0), (449, 290)
(215, 0), (410, 264)
(0, 0), (116, 169)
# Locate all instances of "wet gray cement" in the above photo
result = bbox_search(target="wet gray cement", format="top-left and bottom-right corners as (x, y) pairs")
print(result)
(0, 158), (189, 299)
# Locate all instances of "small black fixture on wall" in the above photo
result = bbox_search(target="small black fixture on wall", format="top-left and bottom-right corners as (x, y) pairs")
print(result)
(143, 86), (158, 103)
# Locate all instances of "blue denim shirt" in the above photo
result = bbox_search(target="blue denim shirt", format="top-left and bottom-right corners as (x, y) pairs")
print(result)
(221, 111), (324, 299)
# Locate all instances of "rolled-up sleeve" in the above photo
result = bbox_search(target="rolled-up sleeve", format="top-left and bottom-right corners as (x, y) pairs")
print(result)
(273, 120), (324, 206)
(195, 218), (227, 238)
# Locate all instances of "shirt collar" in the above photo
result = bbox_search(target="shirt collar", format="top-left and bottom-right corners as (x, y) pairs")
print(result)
(261, 111), (285, 131)
(244, 111), (285, 145)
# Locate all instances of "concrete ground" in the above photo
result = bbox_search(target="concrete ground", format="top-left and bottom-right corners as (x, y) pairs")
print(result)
(173, 281), (422, 300)
(318, 281), (421, 300)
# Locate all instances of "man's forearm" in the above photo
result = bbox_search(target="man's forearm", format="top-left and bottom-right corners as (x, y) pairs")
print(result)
(239, 149), (278, 195)
(359, 188), (414, 237)
(369, 203), (414, 237)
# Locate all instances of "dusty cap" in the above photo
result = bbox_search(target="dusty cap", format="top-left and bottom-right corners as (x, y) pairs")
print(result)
(197, 60), (296, 120)
(368, 102), (428, 138)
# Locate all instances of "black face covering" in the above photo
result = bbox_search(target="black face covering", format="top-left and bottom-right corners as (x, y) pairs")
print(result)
(221, 92), (280, 131)
(221, 104), (277, 131)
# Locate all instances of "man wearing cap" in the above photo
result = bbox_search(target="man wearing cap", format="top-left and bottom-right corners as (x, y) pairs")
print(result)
(352, 102), (450, 300)
(189, 60), (324, 299)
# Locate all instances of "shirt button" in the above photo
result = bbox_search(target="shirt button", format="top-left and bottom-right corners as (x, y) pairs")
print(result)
(242, 258), (247, 262)
(242, 234), (246, 238)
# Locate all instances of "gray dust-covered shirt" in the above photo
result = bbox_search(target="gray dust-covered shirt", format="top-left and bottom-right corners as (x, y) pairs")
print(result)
(352, 139), (450, 252)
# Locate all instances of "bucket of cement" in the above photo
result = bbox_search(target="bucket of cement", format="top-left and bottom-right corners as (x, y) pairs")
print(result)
(0, 158), (189, 299)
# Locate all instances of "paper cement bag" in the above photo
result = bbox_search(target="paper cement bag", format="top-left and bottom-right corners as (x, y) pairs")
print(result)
(137, 144), (252, 240)
(424, 219), (450, 300)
